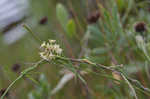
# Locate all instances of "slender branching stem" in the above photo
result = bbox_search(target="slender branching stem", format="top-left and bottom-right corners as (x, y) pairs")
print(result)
(1, 56), (150, 99)
(1, 59), (44, 99)
(56, 56), (122, 71)
(121, 73), (138, 99)
(23, 24), (42, 43)
(56, 56), (150, 94)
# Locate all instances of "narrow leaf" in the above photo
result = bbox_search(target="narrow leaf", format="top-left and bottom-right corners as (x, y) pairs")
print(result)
(66, 19), (76, 37)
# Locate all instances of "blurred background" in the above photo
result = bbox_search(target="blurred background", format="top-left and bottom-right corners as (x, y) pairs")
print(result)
(1, 0), (150, 99)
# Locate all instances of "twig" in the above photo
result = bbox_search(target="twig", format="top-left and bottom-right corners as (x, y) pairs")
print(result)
(2, 55), (150, 99)
(56, 56), (150, 93)
(128, 77), (150, 93)
(121, 73), (138, 99)
(56, 56), (119, 71)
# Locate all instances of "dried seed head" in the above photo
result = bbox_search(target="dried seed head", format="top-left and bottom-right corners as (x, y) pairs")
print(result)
(39, 17), (48, 25)
(0, 88), (9, 97)
(134, 22), (147, 33)
(87, 10), (101, 24)
(148, 7), (150, 12)
(11, 63), (21, 72)
(39, 40), (62, 60)
(68, 9), (74, 19)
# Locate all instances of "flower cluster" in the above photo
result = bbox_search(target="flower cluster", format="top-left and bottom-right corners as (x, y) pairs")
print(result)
(39, 40), (62, 60)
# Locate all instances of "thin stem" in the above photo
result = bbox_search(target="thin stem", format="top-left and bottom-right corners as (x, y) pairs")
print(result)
(145, 61), (150, 82)
(1, 59), (44, 99)
(56, 56), (150, 93)
(23, 24), (42, 43)
(1, 75), (23, 99)
(142, 45), (150, 62)
(128, 77), (150, 93)
(121, 73), (138, 99)
(56, 56), (121, 71)
(2, 55), (150, 99)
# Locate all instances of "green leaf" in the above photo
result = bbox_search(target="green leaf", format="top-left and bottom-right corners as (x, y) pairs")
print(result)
(28, 74), (51, 99)
(111, 0), (124, 35)
(92, 47), (110, 54)
(98, 4), (111, 27)
(116, 0), (126, 12)
(88, 25), (104, 44)
(26, 75), (40, 85)
(122, 0), (134, 23)
(56, 3), (68, 31)
(88, 25), (102, 36)
(98, 4), (114, 41)
(66, 19), (76, 37)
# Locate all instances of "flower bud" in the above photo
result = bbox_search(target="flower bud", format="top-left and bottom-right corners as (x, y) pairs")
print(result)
(134, 22), (147, 33)
(87, 10), (101, 24)
(135, 35), (145, 49)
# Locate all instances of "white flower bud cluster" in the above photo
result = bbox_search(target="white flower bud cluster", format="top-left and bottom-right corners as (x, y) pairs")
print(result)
(39, 40), (62, 60)
(135, 35), (145, 50)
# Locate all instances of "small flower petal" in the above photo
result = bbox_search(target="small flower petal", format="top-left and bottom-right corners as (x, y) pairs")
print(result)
(40, 40), (62, 60)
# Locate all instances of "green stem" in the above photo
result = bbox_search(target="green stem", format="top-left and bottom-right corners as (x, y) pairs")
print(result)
(23, 24), (42, 43)
(142, 45), (150, 62)
(1, 75), (23, 99)
(1, 59), (44, 99)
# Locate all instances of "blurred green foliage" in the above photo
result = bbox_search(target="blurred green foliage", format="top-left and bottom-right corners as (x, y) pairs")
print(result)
(1, 0), (150, 99)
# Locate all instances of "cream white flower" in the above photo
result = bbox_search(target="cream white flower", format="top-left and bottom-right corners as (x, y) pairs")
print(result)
(41, 41), (46, 47)
(56, 49), (62, 54)
(135, 35), (144, 44)
(135, 35), (145, 49)
(49, 40), (56, 43)
(40, 40), (62, 60)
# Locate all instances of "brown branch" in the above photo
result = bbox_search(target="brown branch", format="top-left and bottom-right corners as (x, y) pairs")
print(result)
(56, 56), (150, 94)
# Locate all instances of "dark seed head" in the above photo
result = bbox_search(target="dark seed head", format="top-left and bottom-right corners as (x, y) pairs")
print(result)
(148, 7), (150, 12)
(39, 17), (48, 25)
(12, 63), (21, 72)
(68, 10), (74, 19)
(134, 22), (147, 33)
(87, 11), (101, 24)
(0, 88), (9, 97)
